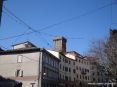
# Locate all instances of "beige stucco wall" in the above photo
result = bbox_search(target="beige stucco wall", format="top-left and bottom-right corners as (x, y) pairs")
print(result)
(0, 52), (42, 87)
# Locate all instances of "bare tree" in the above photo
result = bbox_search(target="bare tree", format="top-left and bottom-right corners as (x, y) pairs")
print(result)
(87, 29), (117, 82)
(105, 30), (117, 81)
(88, 39), (107, 65)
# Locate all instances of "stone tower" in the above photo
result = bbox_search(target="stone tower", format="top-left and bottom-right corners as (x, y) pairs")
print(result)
(53, 36), (67, 53)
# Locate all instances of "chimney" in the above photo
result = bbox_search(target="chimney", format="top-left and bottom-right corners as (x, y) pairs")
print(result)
(53, 36), (67, 53)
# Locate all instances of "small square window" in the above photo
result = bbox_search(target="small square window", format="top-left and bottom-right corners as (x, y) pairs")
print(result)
(16, 69), (20, 77)
(15, 69), (23, 77)
(17, 55), (23, 63)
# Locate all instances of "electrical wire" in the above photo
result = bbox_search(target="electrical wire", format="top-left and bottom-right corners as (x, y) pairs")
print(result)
(32, 1), (117, 32)
(0, 44), (9, 50)
(3, 6), (52, 47)
(1, 2), (117, 41)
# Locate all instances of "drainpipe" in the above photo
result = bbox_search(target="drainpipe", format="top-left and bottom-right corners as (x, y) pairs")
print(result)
(38, 51), (42, 87)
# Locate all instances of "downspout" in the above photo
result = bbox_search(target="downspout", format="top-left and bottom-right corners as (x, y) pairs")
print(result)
(38, 51), (43, 87)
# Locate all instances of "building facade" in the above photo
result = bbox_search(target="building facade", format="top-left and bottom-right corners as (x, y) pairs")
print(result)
(65, 52), (90, 87)
(48, 36), (91, 87)
(0, 42), (60, 87)
(0, 36), (107, 87)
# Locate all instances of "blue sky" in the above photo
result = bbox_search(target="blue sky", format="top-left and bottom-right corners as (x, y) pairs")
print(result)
(0, 0), (117, 55)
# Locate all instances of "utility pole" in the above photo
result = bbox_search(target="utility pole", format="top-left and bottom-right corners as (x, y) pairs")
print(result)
(0, 0), (4, 26)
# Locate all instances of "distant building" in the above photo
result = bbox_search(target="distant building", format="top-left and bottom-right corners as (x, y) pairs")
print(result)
(0, 42), (60, 87)
(0, 36), (108, 87)
(48, 36), (91, 87)
(12, 41), (37, 50)
(65, 52), (90, 87)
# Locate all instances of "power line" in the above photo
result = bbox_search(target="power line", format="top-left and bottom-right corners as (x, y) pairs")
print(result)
(66, 37), (83, 40)
(34, 1), (117, 32)
(3, 6), (52, 47)
(0, 44), (9, 50)
(0, 31), (32, 40)
(3, 6), (82, 48)
(3, 6), (33, 30)
(1, 2), (117, 41)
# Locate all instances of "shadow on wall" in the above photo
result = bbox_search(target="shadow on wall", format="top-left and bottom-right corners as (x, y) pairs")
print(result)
(0, 76), (22, 87)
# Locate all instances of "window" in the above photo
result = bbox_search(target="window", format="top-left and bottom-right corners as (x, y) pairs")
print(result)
(63, 75), (64, 80)
(97, 72), (100, 75)
(76, 66), (78, 70)
(63, 66), (64, 71)
(93, 78), (95, 81)
(65, 67), (68, 72)
(73, 69), (76, 73)
(60, 64), (61, 69)
(16, 69), (23, 77)
(79, 59), (80, 63)
(50, 59), (53, 66)
(88, 76), (89, 80)
(92, 72), (95, 76)
(16, 69), (20, 77)
(69, 68), (71, 72)
(69, 77), (71, 81)
(85, 76), (87, 80)
(63, 58), (64, 62)
(17, 55), (23, 63)
(98, 79), (100, 82)
(48, 57), (51, 65)
(87, 69), (89, 73)
(69, 60), (71, 64)
(83, 76), (84, 79)
(85, 69), (87, 72)
(60, 56), (62, 59)
(77, 74), (78, 78)
(79, 66), (81, 71)
(74, 78), (75, 81)
(45, 56), (48, 63)
(60, 74), (61, 79)
(73, 62), (75, 65)
(52, 59), (54, 67)
(80, 75), (81, 79)
(81, 60), (83, 63)
(65, 59), (68, 63)
(65, 76), (68, 81)
(54, 61), (56, 67)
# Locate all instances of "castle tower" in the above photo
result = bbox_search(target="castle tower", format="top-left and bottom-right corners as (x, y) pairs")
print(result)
(53, 36), (67, 53)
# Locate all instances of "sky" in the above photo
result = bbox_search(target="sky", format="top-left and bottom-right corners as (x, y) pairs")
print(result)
(0, 0), (117, 55)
